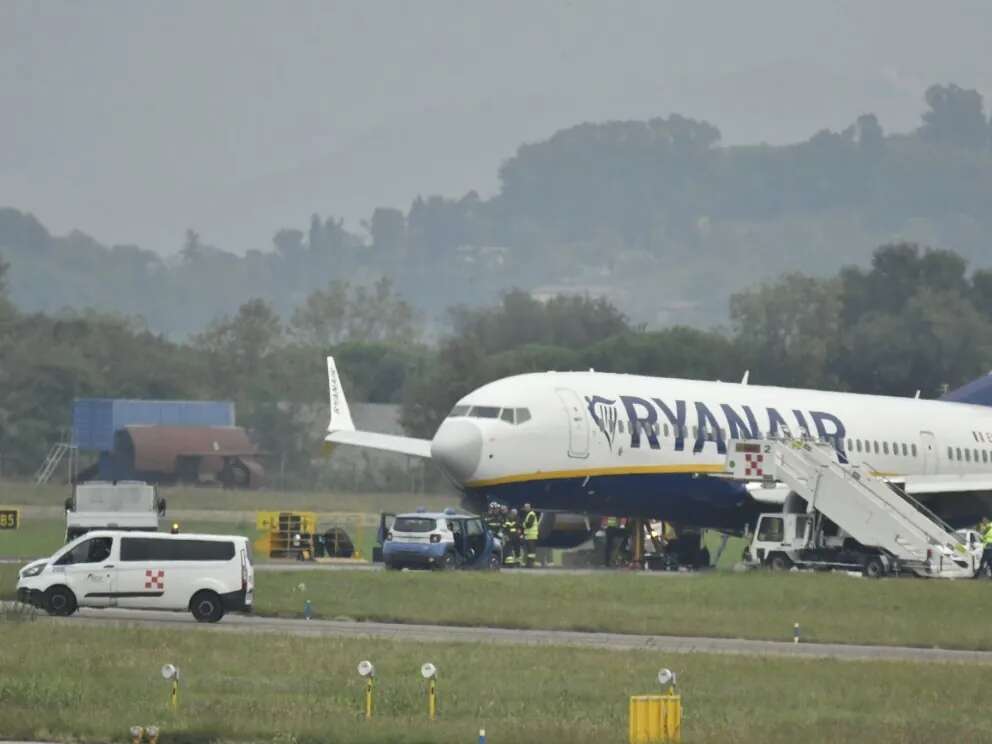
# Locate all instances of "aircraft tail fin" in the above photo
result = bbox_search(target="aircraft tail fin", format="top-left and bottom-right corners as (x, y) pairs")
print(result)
(940, 372), (992, 406)
(326, 356), (356, 432)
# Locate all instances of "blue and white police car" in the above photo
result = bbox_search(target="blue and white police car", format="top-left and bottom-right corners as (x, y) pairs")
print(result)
(383, 508), (502, 570)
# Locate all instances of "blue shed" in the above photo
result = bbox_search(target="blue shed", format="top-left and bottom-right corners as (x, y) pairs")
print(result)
(72, 399), (236, 451)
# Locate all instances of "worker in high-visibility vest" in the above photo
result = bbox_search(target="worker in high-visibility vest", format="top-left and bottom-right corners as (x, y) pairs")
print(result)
(981, 518), (992, 577)
(522, 503), (539, 568)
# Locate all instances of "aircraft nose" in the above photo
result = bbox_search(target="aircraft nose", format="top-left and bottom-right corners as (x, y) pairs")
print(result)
(431, 420), (483, 485)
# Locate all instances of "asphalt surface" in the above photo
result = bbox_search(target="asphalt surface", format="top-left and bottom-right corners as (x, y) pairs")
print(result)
(26, 606), (992, 665)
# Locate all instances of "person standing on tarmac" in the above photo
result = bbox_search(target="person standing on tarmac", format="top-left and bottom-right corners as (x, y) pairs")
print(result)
(504, 509), (521, 565)
(522, 503), (539, 568)
(981, 517), (992, 577)
(485, 502), (503, 537)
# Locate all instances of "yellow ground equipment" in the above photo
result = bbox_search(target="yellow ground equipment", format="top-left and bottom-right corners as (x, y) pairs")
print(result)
(629, 694), (681, 743)
(255, 511), (317, 559)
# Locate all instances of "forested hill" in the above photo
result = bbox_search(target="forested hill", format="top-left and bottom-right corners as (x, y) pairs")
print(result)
(4, 82), (992, 335)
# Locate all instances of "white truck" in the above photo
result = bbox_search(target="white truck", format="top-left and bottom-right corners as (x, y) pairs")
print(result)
(728, 439), (982, 579)
(65, 481), (164, 542)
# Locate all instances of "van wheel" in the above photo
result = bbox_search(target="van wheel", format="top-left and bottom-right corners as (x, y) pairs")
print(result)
(190, 591), (224, 623)
(863, 557), (886, 579)
(437, 552), (457, 571)
(44, 586), (77, 616)
(768, 554), (792, 571)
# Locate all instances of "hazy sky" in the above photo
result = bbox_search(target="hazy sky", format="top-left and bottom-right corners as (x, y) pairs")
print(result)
(2, 1), (991, 255)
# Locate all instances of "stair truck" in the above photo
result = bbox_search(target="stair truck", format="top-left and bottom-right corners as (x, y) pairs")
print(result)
(726, 439), (981, 578)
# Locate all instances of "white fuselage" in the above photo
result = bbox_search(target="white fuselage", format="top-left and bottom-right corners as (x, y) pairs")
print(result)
(429, 372), (992, 528)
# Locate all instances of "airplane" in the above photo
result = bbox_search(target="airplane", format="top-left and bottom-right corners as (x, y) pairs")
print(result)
(324, 356), (992, 533)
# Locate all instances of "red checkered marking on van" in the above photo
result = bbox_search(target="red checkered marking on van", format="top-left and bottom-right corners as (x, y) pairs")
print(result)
(145, 569), (165, 590)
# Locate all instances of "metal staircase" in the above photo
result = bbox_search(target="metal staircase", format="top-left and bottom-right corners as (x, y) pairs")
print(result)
(34, 431), (78, 485)
(728, 439), (972, 576)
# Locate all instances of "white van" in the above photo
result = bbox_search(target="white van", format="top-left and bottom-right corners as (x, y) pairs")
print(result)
(16, 530), (254, 623)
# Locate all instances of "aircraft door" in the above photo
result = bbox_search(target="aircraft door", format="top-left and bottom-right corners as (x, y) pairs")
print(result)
(919, 431), (938, 474)
(556, 388), (589, 459)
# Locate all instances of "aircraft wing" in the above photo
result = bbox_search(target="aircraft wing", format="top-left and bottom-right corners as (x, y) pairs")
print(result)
(323, 356), (433, 460)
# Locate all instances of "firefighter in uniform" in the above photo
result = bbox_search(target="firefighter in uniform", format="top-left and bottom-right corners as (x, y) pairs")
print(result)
(503, 509), (521, 565)
(522, 503), (539, 568)
(485, 502), (503, 538)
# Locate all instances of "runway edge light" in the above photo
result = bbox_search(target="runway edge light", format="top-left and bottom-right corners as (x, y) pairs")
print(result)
(421, 662), (438, 720)
(160, 664), (180, 711)
(357, 660), (375, 719)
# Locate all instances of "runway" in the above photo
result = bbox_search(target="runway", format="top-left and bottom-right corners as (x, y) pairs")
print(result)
(40, 606), (992, 666)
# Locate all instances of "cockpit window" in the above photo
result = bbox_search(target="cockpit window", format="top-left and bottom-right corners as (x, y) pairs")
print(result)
(449, 405), (533, 424)
(469, 406), (500, 419)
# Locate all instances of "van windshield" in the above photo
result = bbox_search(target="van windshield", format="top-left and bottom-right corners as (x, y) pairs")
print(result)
(393, 517), (437, 533)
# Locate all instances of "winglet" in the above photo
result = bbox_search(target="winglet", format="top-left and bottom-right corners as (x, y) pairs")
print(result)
(327, 356), (355, 432)
(741, 370), (750, 385)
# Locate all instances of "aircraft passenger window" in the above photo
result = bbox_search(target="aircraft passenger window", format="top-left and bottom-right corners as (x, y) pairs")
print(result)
(516, 408), (531, 424)
(500, 408), (515, 424)
(948, 447), (954, 460)
(976, 449), (981, 462)
(470, 406), (500, 419)
(957, 447), (963, 461)
(855, 439), (862, 452)
(966, 449), (972, 462)
(883, 442), (889, 455)
(663, 424), (670, 437)
(873, 441), (879, 454)
(618, 421), (625, 434)
(847, 439), (853, 451)
(983, 451), (989, 464)
(901, 443), (908, 456)
(449, 405), (470, 418)
(911, 444), (917, 457)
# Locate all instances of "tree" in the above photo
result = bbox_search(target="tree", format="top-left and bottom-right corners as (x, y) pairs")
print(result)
(370, 207), (406, 256)
(273, 229), (305, 258)
(919, 84), (989, 150)
(838, 289), (992, 397)
(730, 274), (843, 389)
(840, 243), (968, 324)
(290, 278), (418, 347)
(193, 299), (284, 395)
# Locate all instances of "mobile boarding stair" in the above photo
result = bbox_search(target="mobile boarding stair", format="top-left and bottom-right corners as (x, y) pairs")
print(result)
(727, 439), (977, 578)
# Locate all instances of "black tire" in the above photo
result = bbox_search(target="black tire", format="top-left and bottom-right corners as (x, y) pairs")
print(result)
(437, 552), (457, 571)
(190, 590), (224, 623)
(863, 556), (886, 579)
(768, 553), (792, 571)
(44, 585), (77, 616)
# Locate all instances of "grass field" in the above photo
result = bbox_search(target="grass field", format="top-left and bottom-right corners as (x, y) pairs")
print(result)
(2, 621), (991, 744)
(253, 569), (992, 650)
(6, 551), (992, 651)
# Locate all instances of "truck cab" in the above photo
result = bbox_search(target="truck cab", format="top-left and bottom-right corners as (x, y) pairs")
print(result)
(65, 481), (163, 541)
(746, 512), (891, 577)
